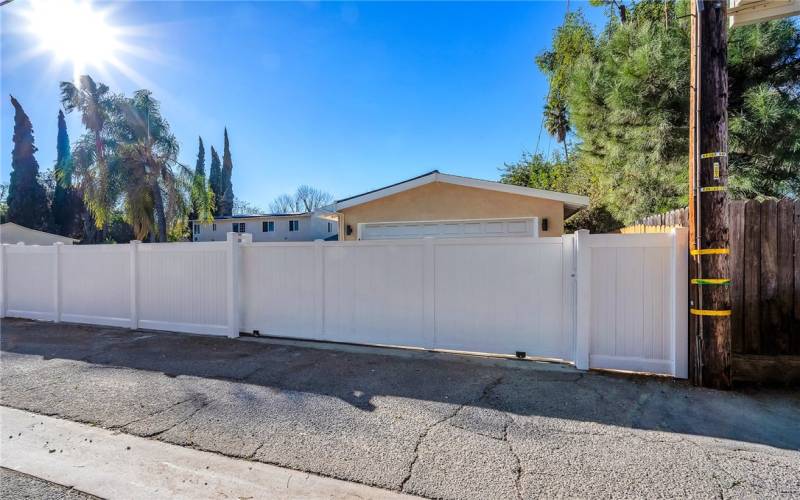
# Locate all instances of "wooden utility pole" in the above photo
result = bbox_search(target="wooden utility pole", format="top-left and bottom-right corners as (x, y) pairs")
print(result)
(689, 0), (732, 389)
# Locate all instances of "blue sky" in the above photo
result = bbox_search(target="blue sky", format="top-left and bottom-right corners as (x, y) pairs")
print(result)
(1, 1), (605, 209)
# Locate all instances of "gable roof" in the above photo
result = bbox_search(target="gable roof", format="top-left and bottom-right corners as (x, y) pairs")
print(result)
(334, 171), (590, 212)
(0, 222), (79, 244)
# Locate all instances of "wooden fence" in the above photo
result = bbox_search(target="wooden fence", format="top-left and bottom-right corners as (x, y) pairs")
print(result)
(620, 208), (690, 234)
(623, 199), (800, 384)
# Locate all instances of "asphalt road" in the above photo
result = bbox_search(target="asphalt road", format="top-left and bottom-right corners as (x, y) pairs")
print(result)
(2, 318), (799, 499)
(0, 468), (96, 500)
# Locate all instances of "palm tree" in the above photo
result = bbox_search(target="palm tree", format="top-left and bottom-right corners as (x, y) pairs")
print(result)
(544, 94), (571, 161)
(110, 90), (189, 241)
(60, 76), (115, 239)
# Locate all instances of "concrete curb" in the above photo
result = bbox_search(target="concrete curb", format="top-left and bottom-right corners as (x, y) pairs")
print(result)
(1, 406), (418, 500)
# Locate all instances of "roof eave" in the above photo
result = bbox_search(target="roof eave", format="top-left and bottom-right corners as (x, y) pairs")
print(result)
(334, 171), (590, 211)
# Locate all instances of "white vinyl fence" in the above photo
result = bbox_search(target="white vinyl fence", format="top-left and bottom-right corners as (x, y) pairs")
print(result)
(0, 228), (688, 377)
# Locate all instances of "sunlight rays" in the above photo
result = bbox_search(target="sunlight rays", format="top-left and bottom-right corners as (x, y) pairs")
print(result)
(8, 0), (161, 89)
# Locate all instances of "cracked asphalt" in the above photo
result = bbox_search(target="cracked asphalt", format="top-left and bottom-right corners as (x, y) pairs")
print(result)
(2, 318), (799, 499)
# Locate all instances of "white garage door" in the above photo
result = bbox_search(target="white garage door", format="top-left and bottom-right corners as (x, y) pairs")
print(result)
(359, 218), (538, 240)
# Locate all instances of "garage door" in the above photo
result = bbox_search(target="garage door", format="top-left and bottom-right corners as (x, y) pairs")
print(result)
(358, 217), (538, 240)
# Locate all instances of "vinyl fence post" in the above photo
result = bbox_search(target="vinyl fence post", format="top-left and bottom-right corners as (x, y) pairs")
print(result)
(0, 244), (7, 319)
(226, 232), (241, 339)
(53, 242), (62, 323)
(129, 240), (140, 329)
(422, 237), (436, 349)
(575, 229), (591, 370)
(314, 239), (325, 338)
(671, 227), (689, 378)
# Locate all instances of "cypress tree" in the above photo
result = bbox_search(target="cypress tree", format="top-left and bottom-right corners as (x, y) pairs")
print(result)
(189, 136), (206, 221)
(52, 109), (79, 236)
(208, 146), (223, 216)
(7, 96), (51, 231)
(220, 127), (234, 216)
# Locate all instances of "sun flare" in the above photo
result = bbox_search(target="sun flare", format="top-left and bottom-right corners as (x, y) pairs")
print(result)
(21, 0), (123, 79)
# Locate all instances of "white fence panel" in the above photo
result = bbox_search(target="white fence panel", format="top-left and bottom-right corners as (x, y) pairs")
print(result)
(137, 242), (229, 336)
(240, 243), (319, 339)
(60, 245), (130, 328)
(576, 229), (688, 377)
(4, 245), (55, 321)
(434, 238), (571, 360)
(323, 241), (428, 347)
(1, 229), (687, 378)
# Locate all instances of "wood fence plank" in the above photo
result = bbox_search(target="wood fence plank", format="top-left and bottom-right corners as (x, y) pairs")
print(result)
(760, 200), (779, 354)
(729, 200), (745, 353)
(733, 354), (800, 386)
(743, 199), (761, 353)
(776, 199), (794, 354)
(794, 200), (800, 354)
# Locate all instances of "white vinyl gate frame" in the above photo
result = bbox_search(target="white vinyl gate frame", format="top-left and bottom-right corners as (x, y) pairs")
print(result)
(0, 228), (688, 377)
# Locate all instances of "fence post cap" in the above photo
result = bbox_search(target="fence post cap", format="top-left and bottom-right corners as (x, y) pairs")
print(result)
(130, 240), (141, 244)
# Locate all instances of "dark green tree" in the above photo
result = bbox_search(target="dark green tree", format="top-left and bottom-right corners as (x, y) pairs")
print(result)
(220, 127), (234, 216)
(209, 146), (223, 216)
(190, 136), (205, 221)
(6, 96), (51, 231)
(188, 136), (214, 233)
(500, 151), (621, 233)
(523, 0), (799, 225)
(52, 109), (81, 237)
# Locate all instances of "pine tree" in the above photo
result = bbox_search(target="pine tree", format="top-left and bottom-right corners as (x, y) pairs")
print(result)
(7, 96), (51, 231)
(529, 0), (800, 224)
(220, 127), (234, 216)
(52, 109), (80, 236)
(209, 146), (223, 216)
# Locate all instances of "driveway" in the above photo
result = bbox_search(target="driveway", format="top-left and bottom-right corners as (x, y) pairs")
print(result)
(1, 318), (799, 499)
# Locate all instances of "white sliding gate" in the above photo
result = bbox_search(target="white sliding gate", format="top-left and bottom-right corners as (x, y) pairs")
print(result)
(0, 228), (688, 378)
(240, 236), (576, 361)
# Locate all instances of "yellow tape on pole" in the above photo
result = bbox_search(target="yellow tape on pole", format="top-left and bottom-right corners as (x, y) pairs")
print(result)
(690, 308), (732, 317)
(700, 186), (726, 192)
(691, 278), (731, 285)
(700, 152), (727, 159)
(690, 248), (730, 256)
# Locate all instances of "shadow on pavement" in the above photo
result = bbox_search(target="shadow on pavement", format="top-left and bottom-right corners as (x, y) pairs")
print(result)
(2, 318), (799, 451)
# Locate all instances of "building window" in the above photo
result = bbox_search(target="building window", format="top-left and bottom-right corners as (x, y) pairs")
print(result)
(212, 223), (216, 231)
(263, 221), (274, 232)
(193, 223), (200, 235)
(327, 222), (332, 233)
(233, 222), (246, 233)
(289, 220), (299, 232)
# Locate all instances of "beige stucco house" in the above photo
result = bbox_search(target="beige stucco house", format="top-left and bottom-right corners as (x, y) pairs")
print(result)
(330, 171), (589, 240)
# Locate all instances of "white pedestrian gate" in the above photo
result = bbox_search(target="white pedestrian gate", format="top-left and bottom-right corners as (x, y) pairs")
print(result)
(0, 228), (688, 377)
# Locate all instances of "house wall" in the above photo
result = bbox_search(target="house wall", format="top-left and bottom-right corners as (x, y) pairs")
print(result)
(338, 181), (566, 239)
(193, 215), (337, 242)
